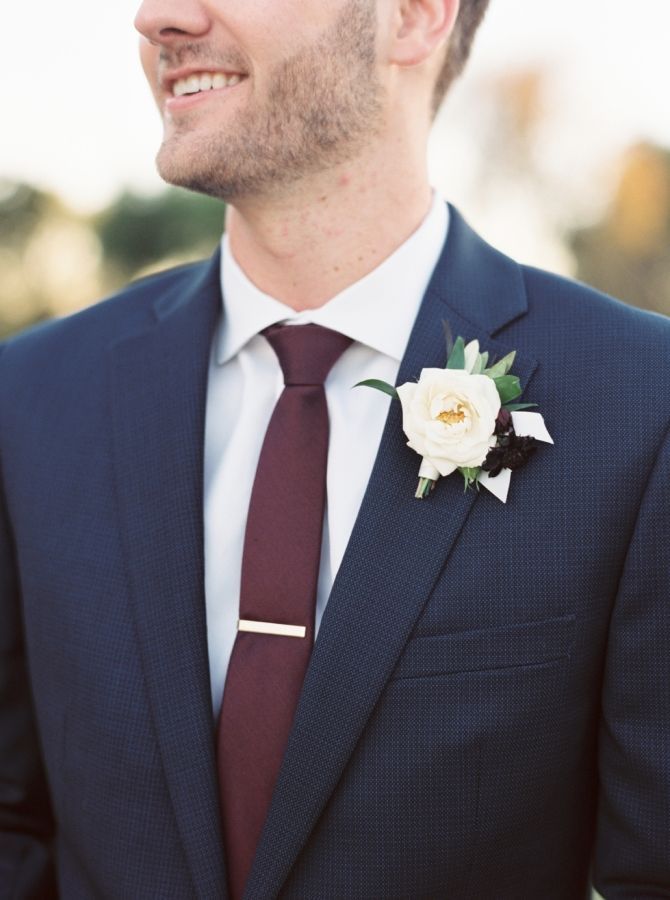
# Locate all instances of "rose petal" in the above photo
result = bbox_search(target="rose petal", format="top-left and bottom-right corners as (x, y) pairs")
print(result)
(397, 368), (501, 476)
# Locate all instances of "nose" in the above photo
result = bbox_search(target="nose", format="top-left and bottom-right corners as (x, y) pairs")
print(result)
(134, 0), (210, 44)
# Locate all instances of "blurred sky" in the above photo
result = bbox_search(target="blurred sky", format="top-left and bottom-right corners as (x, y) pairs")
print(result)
(3, 0), (670, 238)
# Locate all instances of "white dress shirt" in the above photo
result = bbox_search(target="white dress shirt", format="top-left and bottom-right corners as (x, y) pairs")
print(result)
(203, 194), (449, 714)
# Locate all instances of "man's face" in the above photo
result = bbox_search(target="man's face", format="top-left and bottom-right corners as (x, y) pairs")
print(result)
(136, 0), (385, 201)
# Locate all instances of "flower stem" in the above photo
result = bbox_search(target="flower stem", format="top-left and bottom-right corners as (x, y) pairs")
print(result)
(415, 477), (436, 499)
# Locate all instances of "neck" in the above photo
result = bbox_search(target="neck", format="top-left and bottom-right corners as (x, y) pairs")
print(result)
(225, 142), (432, 311)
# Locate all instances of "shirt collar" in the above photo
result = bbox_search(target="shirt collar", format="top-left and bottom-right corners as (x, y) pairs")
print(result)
(216, 192), (449, 365)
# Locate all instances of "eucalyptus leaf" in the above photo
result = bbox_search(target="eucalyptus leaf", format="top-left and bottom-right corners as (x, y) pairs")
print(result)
(493, 375), (522, 405)
(485, 351), (517, 379)
(503, 402), (538, 411)
(471, 353), (486, 375)
(446, 335), (466, 370)
(354, 379), (399, 400)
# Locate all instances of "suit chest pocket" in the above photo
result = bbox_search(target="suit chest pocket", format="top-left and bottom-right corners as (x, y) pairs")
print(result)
(390, 613), (575, 680)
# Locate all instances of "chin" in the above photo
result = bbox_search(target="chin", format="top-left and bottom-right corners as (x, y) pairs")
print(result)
(155, 146), (236, 202)
(155, 137), (274, 202)
(156, 141), (211, 194)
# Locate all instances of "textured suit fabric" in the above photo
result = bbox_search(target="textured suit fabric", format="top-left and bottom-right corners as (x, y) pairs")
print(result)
(0, 205), (669, 899)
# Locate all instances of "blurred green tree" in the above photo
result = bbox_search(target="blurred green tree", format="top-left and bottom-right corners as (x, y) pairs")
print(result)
(0, 182), (226, 337)
(0, 181), (54, 248)
(95, 188), (225, 280)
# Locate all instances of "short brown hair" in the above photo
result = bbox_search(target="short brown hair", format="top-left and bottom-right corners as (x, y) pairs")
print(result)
(433, 0), (491, 114)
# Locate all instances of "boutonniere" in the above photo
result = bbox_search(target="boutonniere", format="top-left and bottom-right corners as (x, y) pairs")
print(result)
(357, 331), (553, 502)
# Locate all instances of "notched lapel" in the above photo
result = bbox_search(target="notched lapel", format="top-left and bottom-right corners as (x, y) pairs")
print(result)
(245, 206), (538, 899)
(107, 253), (229, 899)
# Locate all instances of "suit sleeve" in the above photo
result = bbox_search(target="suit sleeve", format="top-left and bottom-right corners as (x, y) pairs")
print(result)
(0, 346), (57, 899)
(593, 421), (670, 896)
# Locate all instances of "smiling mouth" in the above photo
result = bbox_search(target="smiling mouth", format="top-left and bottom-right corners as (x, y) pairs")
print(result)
(171, 72), (246, 97)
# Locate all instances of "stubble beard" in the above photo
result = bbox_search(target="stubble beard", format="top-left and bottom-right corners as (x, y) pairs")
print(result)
(155, 0), (385, 202)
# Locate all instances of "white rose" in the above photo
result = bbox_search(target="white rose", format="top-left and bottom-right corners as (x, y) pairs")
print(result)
(396, 368), (501, 477)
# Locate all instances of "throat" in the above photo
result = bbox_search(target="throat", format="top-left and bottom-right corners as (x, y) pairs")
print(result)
(225, 178), (433, 311)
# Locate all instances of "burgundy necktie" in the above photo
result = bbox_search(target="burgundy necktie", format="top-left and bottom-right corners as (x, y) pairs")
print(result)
(217, 323), (353, 900)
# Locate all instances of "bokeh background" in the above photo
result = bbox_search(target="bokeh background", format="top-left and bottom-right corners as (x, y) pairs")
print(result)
(2, 0), (670, 339)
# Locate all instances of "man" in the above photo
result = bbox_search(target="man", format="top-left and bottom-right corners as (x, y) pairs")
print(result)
(1, 0), (668, 897)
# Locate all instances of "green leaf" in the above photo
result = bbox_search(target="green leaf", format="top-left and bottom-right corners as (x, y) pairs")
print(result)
(471, 353), (485, 375)
(354, 379), (399, 400)
(493, 375), (522, 405)
(446, 336), (466, 370)
(458, 466), (480, 491)
(485, 351), (517, 379)
(503, 402), (538, 411)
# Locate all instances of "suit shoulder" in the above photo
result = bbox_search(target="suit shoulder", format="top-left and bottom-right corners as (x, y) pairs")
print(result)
(520, 263), (670, 342)
(517, 263), (670, 434)
(0, 258), (209, 364)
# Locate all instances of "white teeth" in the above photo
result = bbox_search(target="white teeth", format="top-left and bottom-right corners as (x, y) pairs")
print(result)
(185, 74), (200, 94)
(172, 72), (243, 97)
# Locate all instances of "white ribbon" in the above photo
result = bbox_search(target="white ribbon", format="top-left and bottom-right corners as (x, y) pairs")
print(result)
(477, 412), (554, 504)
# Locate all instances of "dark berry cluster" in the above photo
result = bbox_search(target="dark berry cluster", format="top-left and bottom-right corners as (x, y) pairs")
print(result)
(482, 409), (537, 478)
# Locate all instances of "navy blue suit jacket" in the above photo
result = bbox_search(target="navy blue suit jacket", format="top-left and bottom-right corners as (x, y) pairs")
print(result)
(1, 207), (669, 899)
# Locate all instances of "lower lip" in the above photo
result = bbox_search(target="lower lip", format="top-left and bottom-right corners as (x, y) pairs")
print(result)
(165, 79), (246, 113)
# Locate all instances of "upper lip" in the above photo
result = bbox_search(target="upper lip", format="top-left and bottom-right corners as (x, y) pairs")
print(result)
(160, 65), (247, 93)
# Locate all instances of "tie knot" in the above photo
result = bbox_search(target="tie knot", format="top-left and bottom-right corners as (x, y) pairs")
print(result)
(262, 323), (353, 386)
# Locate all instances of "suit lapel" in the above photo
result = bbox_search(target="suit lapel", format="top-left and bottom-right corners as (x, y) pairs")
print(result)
(108, 253), (229, 899)
(244, 206), (538, 898)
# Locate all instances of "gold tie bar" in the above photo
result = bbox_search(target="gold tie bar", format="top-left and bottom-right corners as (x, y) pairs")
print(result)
(238, 619), (307, 639)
